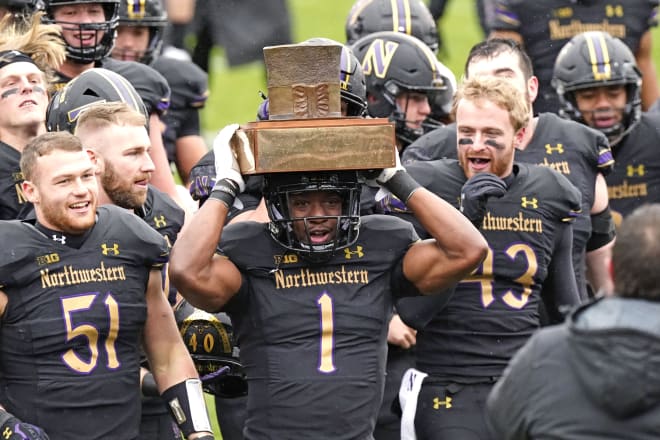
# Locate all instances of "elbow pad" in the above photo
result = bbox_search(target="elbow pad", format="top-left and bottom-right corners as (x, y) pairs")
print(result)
(587, 206), (616, 251)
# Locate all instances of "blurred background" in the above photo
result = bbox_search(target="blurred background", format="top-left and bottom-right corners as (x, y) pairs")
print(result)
(193, 0), (660, 140)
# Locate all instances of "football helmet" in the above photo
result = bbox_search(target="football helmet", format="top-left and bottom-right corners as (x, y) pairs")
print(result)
(552, 31), (642, 146)
(345, 0), (439, 53)
(351, 31), (450, 147)
(46, 67), (147, 133)
(43, 0), (119, 63)
(174, 300), (247, 398)
(263, 171), (362, 264)
(115, 0), (167, 64)
(303, 37), (367, 117)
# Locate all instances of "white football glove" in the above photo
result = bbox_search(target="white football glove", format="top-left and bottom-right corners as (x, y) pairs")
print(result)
(212, 123), (255, 193)
(376, 145), (405, 185)
(374, 145), (405, 201)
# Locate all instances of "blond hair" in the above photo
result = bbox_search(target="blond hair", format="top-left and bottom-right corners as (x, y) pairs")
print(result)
(0, 12), (66, 85)
(74, 101), (147, 136)
(452, 76), (530, 133)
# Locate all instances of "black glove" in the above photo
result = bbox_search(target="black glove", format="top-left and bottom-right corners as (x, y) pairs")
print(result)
(0, 410), (50, 440)
(460, 172), (507, 227)
(201, 367), (248, 398)
(189, 150), (216, 203)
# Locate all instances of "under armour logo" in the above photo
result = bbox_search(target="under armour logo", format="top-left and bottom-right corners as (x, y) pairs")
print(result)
(544, 143), (564, 155)
(521, 196), (538, 209)
(52, 234), (66, 244)
(433, 396), (452, 409)
(101, 243), (120, 255)
(153, 215), (167, 228)
(344, 246), (364, 259)
(627, 164), (645, 177)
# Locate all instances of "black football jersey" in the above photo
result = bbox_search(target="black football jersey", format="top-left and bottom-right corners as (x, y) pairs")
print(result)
(0, 205), (168, 440)
(401, 122), (457, 164)
(53, 59), (171, 116)
(514, 113), (613, 297)
(217, 215), (420, 440)
(151, 57), (208, 163)
(491, 0), (659, 114)
(402, 114), (614, 297)
(136, 186), (185, 249)
(0, 141), (26, 220)
(606, 112), (660, 223)
(401, 160), (581, 379)
(135, 186), (184, 306)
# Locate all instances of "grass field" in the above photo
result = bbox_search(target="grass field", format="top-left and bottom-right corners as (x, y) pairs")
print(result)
(200, 0), (660, 138)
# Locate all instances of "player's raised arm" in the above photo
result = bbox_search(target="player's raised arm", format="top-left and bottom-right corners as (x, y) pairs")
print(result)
(169, 124), (246, 312)
(374, 149), (488, 294)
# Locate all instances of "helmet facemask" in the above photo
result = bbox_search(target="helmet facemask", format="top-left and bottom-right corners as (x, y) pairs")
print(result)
(552, 31), (642, 147)
(264, 172), (361, 264)
(116, 0), (167, 64)
(45, 0), (119, 63)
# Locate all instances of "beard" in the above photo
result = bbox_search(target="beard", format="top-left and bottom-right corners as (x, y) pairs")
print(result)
(39, 198), (96, 235)
(101, 162), (148, 209)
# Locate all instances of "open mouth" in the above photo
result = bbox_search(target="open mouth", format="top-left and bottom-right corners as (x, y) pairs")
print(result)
(593, 117), (617, 128)
(308, 229), (331, 244)
(69, 201), (91, 212)
(468, 157), (491, 171)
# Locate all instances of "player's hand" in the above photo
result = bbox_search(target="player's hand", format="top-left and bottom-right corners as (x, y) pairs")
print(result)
(0, 410), (50, 440)
(387, 314), (417, 349)
(375, 146), (405, 185)
(460, 172), (507, 227)
(212, 123), (254, 192)
(189, 153), (216, 202)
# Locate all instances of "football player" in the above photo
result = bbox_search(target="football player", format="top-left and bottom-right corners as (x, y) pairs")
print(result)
(0, 13), (64, 219)
(553, 31), (660, 223)
(72, 97), (187, 439)
(169, 113), (488, 439)
(489, 0), (659, 113)
(111, 0), (208, 186)
(402, 38), (616, 298)
(41, 0), (187, 208)
(350, 31), (453, 151)
(388, 75), (582, 439)
(47, 71), (187, 439)
(0, 131), (213, 440)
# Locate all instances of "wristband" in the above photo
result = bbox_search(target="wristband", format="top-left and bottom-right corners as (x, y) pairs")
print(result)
(141, 371), (159, 397)
(208, 178), (240, 208)
(381, 170), (421, 203)
(161, 379), (213, 437)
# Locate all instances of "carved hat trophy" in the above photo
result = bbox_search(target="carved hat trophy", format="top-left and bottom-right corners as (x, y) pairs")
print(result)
(231, 40), (395, 175)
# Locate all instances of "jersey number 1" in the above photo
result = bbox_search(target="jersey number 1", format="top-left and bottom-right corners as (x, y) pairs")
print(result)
(317, 292), (336, 373)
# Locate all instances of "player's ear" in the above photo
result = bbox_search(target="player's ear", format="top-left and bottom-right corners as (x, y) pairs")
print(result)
(527, 75), (539, 104)
(514, 126), (526, 147)
(21, 180), (39, 204)
(85, 148), (103, 174)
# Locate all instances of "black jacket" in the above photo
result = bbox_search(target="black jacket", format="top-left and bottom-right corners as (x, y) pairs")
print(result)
(486, 296), (660, 439)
